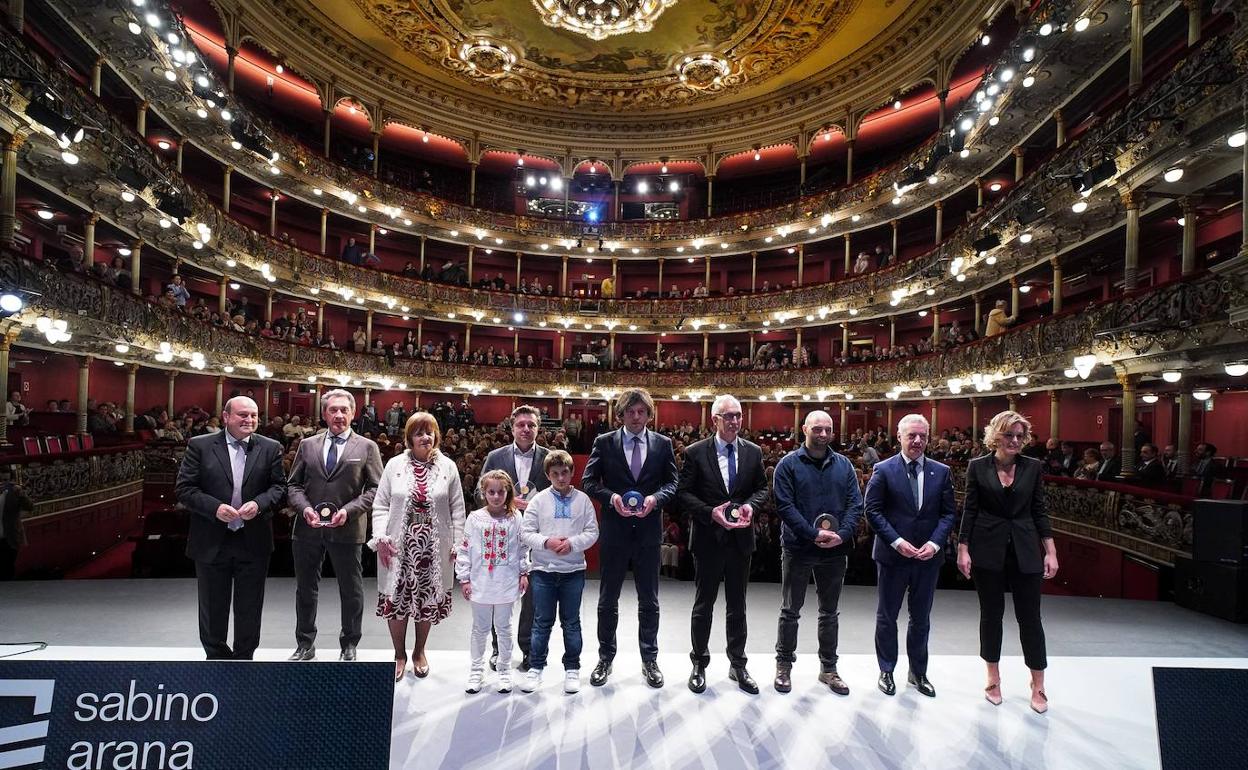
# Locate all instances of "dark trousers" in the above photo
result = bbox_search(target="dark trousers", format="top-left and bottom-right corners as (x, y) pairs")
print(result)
(690, 544), (751, 668)
(492, 589), (534, 659)
(598, 523), (661, 662)
(195, 539), (270, 660)
(293, 537), (364, 650)
(874, 558), (941, 676)
(529, 570), (586, 671)
(972, 547), (1047, 670)
(776, 549), (846, 672)
(0, 542), (16, 580)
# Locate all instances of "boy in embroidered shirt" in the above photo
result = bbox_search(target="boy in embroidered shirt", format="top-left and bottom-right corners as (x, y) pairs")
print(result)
(519, 450), (600, 694)
(456, 470), (529, 693)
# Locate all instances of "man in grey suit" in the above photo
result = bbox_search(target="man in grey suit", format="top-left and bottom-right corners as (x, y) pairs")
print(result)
(286, 389), (384, 661)
(176, 396), (286, 660)
(479, 404), (550, 671)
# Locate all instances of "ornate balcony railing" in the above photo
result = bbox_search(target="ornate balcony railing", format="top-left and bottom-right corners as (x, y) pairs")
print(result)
(10, 446), (146, 517)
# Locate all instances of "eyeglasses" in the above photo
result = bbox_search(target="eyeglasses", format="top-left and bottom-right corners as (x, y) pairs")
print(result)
(715, 412), (743, 421)
(1000, 432), (1026, 441)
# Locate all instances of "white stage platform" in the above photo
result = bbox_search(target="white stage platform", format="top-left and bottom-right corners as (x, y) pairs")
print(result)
(11, 645), (1246, 769)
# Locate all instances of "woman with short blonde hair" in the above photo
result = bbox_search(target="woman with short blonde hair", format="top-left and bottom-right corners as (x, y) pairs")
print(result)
(958, 410), (1058, 714)
(370, 410), (465, 681)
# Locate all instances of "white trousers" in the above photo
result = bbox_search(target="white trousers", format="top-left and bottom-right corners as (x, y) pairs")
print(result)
(470, 601), (514, 673)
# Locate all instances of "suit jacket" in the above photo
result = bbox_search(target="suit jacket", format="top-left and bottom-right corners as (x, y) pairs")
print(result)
(676, 436), (769, 555)
(176, 431), (286, 562)
(0, 484), (33, 548)
(479, 443), (551, 504)
(864, 454), (956, 566)
(1136, 458), (1166, 486)
(582, 428), (678, 539)
(958, 455), (1052, 574)
(1095, 455), (1122, 481)
(287, 430), (384, 543)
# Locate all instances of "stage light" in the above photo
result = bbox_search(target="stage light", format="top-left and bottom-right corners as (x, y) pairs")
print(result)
(1022, 75), (1035, 88)
(0, 294), (22, 314)
(128, 21), (141, 34)
(1074, 17), (1090, 32)
(1022, 47), (1036, 62)
(1039, 23), (1053, 36)
(637, 180), (649, 194)
(960, 117), (974, 132)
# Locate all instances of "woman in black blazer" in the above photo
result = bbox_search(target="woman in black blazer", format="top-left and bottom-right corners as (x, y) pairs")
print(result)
(957, 411), (1059, 714)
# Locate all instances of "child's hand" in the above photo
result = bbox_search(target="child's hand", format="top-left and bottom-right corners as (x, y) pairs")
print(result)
(460, 582), (472, 600)
(519, 574), (529, 594)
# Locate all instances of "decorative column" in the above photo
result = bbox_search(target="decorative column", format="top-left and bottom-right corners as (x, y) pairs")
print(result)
(130, 240), (142, 296)
(886, 402), (895, 432)
(166, 370), (178, 417)
(931, 305), (940, 344)
(419, 235), (427, 273)
(466, 246), (474, 285)
(77, 356), (90, 434)
(124, 364), (138, 434)
(464, 323), (472, 351)
(91, 56), (103, 96)
(265, 289), (274, 324)
(0, 134), (23, 246)
(657, 258), (665, 293)
(612, 180), (621, 221)
(560, 255), (568, 294)
(322, 109), (333, 157)
(1124, 189), (1142, 290)
(317, 300), (325, 338)
(934, 200), (944, 244)
(839, 403), (848, 440)
(0, 331), (12, 447)
(845, 139), (855, 184)
(975, 177), (984, 208)
(82, 213), (98, 270)
(1176, 392), (1193, 475)
(262, 381), (272, 423)
(750, 252), (757, 291)
(269, 189), (278, 237)
(363, 388), (371, 408)
(843, 234), (851, 274)
(215, 376), (224, 415)
(469, 161), (478, 205)
(365, 309), (374, 342)
(1010, 277), (1020, 317)
(973, 294), (983, 334)
(222, 166), (233, 213)
(371, 130), (381, 177)
(7, 0), (24, 35)
(970, 397), (980, 431)
(930, 400), (938, 436)
(515, 252), (523, 288)
(136, 101), (148, 137)
(368, 223), (377, 255)
(319, 208), (328, 254)
(748, 332), (756, 360)
(226, 46), (237, 90)
(938, 90), (948, 128)
(798, 155), (807, 191)
(1013, 146), (1025, 182)
(1180, 198), (1198, 276)
(1049, 390), (1060, 439)
(175, 140), (184, 173)
(1008, 394), (1018, 413)
(702, 332), (709, 361)
(1118, 371), (1140, 478)
(1051, 258), (1063, 313)
(706, 174), (714, 217)
(796, 245), (804, 286)
(1054, 109), (1066, 148)
(1185, 0), (1202, 45)
(562, 177), (571, 216)
(841, 324), (849, 356)
(890, 219), (899, 258)
(1129, 0), (1144, 95)
(218, 276), (228, 316)
(889, 316), (896, 346)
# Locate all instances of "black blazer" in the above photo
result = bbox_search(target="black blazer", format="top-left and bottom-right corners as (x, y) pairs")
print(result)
(958, 454), (1052, 574)
(582, 428), (678, 538)
(676, 436), (769, 555)
(1135, 459), (1166, 486)
(176, 431), (286, 562)
(1095, 455), (1122, 482)
(286, 431), (384, 544)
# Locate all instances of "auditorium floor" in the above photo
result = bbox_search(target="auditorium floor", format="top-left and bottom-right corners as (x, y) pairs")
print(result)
(5, 579), (1246, 769)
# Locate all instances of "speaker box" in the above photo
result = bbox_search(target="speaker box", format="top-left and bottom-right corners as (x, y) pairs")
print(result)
(1173, 557), (1248, 623)
(1192, 499), (1248, 565)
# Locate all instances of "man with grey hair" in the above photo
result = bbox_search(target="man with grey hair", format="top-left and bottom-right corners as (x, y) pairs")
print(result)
(863, 414), (956, 697)
(176, 396), (286, 660)
(286, 389), (384, 661)
(677, 394), (770, 694)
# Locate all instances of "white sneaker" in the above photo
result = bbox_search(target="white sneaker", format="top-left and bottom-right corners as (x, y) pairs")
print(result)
(465, 671), (483, 694)
(521, 668), (543, 693)
(564, 670), (581, 694)
(497, 670), (513, 693)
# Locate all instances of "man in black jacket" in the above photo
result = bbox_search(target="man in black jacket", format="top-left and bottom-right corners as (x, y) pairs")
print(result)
(677, 394), (770, 694)
(176, 396), (286, 660)
(0, 469), (33, 580)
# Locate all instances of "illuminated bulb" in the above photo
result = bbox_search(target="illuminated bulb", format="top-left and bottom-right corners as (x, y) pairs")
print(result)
(1224, 363), (1248, 376)
(1022, 75), (1035, 88)
(1019, 232), (1033, 244)
(1161, 370), (1182, 383)
(1074, 16), (1090, 32)
(1229, 130), (1247, 148)
(1071, 200), (1088, 214)
(1192, 390), (1212, 401)
(36, 210), (54, 220)
(1141, 394), (1159, 404)
(1163, 167), (1184, 183)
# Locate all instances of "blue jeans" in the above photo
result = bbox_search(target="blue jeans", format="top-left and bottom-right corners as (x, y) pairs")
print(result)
(529, 569), (586, 671)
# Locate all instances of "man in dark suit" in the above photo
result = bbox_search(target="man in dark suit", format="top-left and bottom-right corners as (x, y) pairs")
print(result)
(176, 396), (286, 660)
(677, 394), (770, 694)
(0, 468), (33, 580)
(1134, 443), (1166, 487)
(864, 414), (956, 698)
(479, 404), (550, 671)
(582, 387), (678, 688)
(1096, 441), (1122, 481)
(286, 389), (383, 662)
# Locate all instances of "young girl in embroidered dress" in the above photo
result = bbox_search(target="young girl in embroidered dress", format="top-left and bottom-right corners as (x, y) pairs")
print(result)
(456, 469), (530, 693)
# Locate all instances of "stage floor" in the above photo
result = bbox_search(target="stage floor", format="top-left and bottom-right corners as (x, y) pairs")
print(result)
(4, 578), (1247, 769)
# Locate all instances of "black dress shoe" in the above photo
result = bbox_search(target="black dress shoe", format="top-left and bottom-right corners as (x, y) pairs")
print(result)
(589, 659), (612, 687)
(339, 646), (357, 662)
(687, 665), (707, 694)
(774, 667), (792, 693)
(642, 660), (665, 688)
(729, 667), (759, 694)
(908, 671), (936, 697)
(287, 647), (315, 661)
(878, 671), (896, 696)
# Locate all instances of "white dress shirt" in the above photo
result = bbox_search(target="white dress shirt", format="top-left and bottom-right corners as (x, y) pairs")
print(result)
(322, 427), (352, 468)
(713, 434), (739, 492)
(623, 428), (649, 471)
(512, 443), (535, 493)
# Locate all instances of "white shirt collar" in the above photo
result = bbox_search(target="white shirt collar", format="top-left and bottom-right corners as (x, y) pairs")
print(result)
(624, 427), (647, 443)
(512, 442), (535, 457)
(714, 434), (738, 454)
(329, 427), (351, 442)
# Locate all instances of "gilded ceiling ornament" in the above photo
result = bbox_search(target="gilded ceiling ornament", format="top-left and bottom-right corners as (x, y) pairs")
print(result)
(531, 0), (679, 41)
(459, 38), (518, 75)
(675, 52), (731, 89)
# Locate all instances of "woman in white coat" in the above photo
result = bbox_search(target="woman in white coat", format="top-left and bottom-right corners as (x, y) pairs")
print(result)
(370, 411), (466, 681)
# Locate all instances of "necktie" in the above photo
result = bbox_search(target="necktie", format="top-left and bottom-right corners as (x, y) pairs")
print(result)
(907, 460), (920, 509)
(326, 435), (343, 474)
(725, 442), (737, 491)
(630, 435), (643, 479)
(229, 439), (247, 530)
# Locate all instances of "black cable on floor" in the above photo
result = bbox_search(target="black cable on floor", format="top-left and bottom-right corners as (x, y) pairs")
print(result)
(0, 642), (48, 658)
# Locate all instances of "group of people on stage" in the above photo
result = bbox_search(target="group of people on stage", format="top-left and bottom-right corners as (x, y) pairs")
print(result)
(175, 386), (1057, 711)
